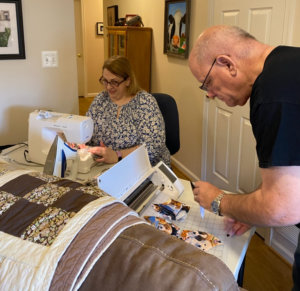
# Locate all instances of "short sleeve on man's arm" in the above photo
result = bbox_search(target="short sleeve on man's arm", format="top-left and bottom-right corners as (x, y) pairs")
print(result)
(253, 102), (300, 168)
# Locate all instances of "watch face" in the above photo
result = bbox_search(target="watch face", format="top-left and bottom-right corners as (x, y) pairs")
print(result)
(211, 200), (219, 214)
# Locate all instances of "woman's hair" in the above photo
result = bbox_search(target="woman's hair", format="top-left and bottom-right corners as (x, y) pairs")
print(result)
(102, 55), (140, 95)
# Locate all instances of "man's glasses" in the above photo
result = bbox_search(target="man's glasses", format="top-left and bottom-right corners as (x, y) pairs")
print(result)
(99, 76), (127, 88)
(199, 59), (216, 92)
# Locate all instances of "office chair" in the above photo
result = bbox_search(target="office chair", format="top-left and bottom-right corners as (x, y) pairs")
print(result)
(152, 93), (180, 155)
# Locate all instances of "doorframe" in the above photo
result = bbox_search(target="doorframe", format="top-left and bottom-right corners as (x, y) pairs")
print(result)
(74, 0), (88, 98)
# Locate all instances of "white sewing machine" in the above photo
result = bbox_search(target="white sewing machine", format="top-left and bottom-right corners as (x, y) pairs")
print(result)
(28, 110), (94, 178)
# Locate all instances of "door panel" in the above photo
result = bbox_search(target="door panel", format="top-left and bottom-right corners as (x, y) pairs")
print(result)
(238, 118), (260, 193)
(206, 98), (259, 193)
(214, 107), (231, 184)
(214, 1), (287, 44)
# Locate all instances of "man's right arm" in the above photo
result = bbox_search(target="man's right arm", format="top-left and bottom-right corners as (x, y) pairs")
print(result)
(193, 166), (300, 228)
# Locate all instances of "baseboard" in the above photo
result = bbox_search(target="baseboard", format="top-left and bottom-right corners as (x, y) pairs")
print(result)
(170, 156), (200, 181)
(86, 93), (98, 98)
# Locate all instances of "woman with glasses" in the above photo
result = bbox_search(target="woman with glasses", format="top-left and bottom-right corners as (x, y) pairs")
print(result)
(85, 55), (170, 167)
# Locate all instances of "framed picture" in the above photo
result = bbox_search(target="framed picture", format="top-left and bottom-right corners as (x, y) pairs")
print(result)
(164, 0), (190, 59)
(96, 22), (104, 35)
(107, 5), (118, 26)
(0, 0), (25, 60)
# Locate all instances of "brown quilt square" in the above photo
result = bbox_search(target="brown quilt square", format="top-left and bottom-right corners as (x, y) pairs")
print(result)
(53, 179), (83, 189)
(0, 174), (46, 197)
(0, 198), (46, 237)
(53, 190), (98, 213)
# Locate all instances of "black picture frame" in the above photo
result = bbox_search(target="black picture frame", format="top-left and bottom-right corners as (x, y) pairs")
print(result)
(107, 5), (118, 26)
(0, 0), (25, 60)
(164, 0), (190, 59)
(96, 22), (104, 35)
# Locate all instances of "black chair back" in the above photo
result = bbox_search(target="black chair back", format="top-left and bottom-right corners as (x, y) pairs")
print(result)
(152, 93), (180, 155)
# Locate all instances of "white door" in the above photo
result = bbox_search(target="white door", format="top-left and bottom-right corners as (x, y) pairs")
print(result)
(203, 0), (295, 194)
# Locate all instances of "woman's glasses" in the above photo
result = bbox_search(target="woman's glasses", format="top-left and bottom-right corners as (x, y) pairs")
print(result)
(99, 76), (127, 88)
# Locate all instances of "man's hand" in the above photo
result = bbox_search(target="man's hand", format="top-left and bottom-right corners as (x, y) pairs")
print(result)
(192, 180), (223, 210)
(224, 217), (252, 236)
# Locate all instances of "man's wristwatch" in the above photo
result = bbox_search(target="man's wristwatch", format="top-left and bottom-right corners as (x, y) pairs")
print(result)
(211, 192), (225, 216)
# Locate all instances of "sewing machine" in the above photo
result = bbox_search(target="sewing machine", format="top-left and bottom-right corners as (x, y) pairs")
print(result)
(28, 110), (94, 178)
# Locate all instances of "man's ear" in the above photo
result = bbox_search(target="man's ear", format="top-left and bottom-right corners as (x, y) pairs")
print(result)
(216, 55), (237, 76)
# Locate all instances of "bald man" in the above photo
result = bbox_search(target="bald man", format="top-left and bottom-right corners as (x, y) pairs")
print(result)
(189, 25), (300, 290)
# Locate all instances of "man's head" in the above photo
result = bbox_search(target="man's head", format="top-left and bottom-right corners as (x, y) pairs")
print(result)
(189, 25), (265, 107)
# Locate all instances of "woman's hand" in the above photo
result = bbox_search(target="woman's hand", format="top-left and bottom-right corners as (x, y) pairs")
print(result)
(88, 141), (118, 164)
(77, 143), (89, 149)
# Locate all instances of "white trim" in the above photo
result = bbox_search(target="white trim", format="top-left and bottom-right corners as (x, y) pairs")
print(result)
(270, 225), (299, 265)
(86, 92), (98, 98)
(282, 0), (296, 45)
(80, 0), (88, 98)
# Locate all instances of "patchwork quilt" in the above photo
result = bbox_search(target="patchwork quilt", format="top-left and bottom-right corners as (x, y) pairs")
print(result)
(0, 161), (240, 291)
(0, 162), (145, 290)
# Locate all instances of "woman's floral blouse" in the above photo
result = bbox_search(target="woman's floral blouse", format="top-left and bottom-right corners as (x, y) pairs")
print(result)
(87, 90), (170, 166)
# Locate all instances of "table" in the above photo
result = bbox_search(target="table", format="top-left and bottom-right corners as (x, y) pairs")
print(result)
(141, 179), (254, 282)
(0, 143), (254, 284)
(0, 143), (111, 183)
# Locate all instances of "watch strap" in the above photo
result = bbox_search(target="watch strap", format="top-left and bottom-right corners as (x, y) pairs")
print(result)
(116, 150), (122, 161)
(211, 192), (225, 216)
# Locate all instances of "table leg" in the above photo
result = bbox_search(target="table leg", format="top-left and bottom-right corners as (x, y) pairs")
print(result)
(237, 256), (245, 287)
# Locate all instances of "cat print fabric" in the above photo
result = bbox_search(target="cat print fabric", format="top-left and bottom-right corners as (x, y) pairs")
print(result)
(152, 199), (190, 221)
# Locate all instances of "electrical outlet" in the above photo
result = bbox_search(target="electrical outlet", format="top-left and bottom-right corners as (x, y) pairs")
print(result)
(42, 51), (58, 67)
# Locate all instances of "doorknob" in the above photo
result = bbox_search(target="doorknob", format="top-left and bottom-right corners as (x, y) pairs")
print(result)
(77, 53), (81, 57)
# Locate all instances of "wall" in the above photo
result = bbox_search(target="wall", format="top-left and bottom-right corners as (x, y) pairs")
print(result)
(0, 0), (78, 145)
(3, 0), (298, 179)
(103, 0), (209, 180)
(81, 0), (104, 97)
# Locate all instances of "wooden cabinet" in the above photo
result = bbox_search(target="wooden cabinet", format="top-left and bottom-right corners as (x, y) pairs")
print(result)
(106, 26), (152, 92)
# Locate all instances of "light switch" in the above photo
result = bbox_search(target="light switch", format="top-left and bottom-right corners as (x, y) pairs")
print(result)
(42, 51), (58, 67)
